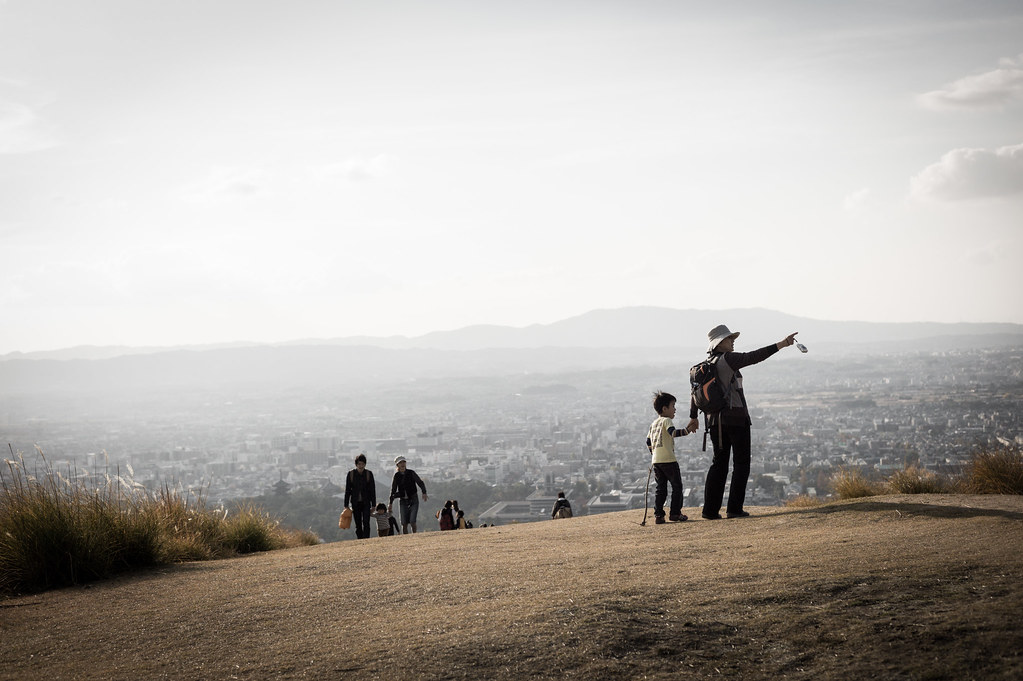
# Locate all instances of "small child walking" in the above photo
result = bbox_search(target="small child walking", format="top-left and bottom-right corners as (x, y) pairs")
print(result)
(370, 503), (400, 537)
(646, 391), (692, 524)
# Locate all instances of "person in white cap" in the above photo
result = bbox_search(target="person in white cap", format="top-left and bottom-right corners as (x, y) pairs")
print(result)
(686, 324), (799, 520)
(388, 456), (428, 534)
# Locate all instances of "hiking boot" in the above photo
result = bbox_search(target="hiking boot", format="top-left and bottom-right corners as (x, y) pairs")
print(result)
(726, 510), (751, 518)
(669, 514), (688, 522)
(701, 512), (722, 520)
(655, 516), (666, 524)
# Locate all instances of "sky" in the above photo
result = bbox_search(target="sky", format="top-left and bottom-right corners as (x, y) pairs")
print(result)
(2, 1), (1022, 354)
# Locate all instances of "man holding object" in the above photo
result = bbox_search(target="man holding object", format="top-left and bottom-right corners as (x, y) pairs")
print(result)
(687, 325), (799, 520)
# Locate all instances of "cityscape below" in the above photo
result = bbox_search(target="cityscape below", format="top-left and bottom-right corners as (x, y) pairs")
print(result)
(3, 342), (1020, 537)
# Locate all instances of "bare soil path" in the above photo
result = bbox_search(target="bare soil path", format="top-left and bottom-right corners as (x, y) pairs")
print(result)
(2, 494), (1021, 680)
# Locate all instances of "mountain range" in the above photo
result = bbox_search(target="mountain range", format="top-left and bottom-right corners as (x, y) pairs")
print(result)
(6, 307), (1022, 360)
(2, 307), (1020, 395)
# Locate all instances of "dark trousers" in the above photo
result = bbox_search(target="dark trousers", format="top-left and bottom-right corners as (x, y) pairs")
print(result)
(352, 501), (372, 539)
(653, 461), (684, 518)
(703, 424), (752, 516)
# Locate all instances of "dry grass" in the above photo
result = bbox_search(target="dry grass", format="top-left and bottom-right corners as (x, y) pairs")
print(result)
(784, 494), (823, 508)
(886, 465), (950, 494)
(2, 494), (1021, 681)
(965, 446), (1023, 494)
(0, 451), (318, 595)
(831, 468), (883, 499)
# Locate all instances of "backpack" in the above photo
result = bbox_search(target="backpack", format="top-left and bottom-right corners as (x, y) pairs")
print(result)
(438, 507), (454, 530)
(555, 501), (573, 519)
(690, 354), (734, 414)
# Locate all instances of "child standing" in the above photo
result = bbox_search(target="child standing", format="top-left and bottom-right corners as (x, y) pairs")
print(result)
(370, 503), (400, 537)
(646, 391), (692, 524)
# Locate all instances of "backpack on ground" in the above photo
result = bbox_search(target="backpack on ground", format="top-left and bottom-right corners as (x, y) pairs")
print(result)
(689, 354), (733, 415)
(555, 501), (573, 519)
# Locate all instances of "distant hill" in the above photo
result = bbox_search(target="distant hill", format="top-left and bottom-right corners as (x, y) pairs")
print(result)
(0, 344), (677, 394)
(2, 495), (1021, 680)
(396, 307), (1023, 350)
(2, 307), (1020, 395)
(5, 307), (1022, 360)
(0, 341), (264, 363)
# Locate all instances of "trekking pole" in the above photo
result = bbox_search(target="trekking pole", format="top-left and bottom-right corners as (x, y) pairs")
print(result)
(640, 464), (653, 526)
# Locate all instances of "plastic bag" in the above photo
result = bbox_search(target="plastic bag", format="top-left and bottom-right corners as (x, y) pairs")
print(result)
(339, 507), (352, 530)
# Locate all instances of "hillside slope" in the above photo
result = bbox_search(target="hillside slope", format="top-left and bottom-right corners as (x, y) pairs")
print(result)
(2, 495), (1021, 680)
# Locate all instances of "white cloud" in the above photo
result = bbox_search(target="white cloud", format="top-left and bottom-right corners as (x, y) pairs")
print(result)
(910, 143), (1023, 201)
(918, 55), (1023, 111)
(0, 101), (58, 153)
(843, 187), (871, 212)
(179, 166), (265, 202)
(317, 155), (393, 183)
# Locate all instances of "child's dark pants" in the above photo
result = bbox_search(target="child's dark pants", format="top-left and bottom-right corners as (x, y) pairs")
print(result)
(653, 461), (684, 518)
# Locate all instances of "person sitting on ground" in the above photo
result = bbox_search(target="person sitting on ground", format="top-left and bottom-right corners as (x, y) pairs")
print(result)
(454, 509), (469, 529)
(369, 503), (400, 537)
(551, 491), (573, 519)
(647, 391), (693, 524)
(436, 499), (455, 531)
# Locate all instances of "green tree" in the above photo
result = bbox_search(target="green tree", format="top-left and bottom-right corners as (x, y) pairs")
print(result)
(231, 489), (341, 543)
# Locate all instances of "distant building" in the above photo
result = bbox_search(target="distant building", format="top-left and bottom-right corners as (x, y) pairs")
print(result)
(272, 477), (291, 496)
(586, 491), (643, 514)
(320, 480), (342, 497)
(525, 489), (568, 516)
(478, 501), (546, 525)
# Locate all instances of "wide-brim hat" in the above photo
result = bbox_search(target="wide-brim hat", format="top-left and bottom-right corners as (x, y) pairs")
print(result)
(707, 324), (740, 352)
(394, 455), (407, 465)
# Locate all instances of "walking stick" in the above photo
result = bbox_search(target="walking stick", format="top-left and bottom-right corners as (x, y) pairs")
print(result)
(639, 464), (653, 526)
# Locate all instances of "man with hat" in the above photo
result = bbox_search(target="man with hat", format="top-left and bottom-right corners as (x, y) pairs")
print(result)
(686, 324), (799, 520)
(388, 456), (429, 534)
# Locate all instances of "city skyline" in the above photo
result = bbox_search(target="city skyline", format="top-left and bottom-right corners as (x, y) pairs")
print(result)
(3, 1), (1023, 355)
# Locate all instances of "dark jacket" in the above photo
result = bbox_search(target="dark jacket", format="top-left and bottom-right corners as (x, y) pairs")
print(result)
(344, 468), (376, 508)
(552, 498), (572, 518)
(389, 469), (427, 502)
(690, 344), (779, 427)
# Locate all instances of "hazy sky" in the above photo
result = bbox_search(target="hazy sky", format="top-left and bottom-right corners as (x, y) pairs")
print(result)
(2, 1), (1022, 354)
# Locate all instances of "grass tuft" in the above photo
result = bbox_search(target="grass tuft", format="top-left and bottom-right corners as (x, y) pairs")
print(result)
(0, 450), (320, 595)
(831, 468), (883, 499)
(284, 528), (322, 547)
(886, 466), (949, 494)
(964, 446), (1023, 494)
(223, 505), (285, 554)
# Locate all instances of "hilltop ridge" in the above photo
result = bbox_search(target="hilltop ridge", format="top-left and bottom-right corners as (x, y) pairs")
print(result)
(5, 306), (1022, 362)
(2, 495), (1021, 680)
(3, 306), (1021, 395)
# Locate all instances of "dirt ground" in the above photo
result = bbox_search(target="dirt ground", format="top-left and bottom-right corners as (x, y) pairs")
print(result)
(2, 494), (1021, 681)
